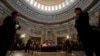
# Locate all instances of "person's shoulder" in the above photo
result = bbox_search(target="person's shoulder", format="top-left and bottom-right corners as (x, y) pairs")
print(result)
(5, 16), (12, 20)
(83, 11), (89, 15)
(5, 16), (12, 18)
(80, 12), (89, 17)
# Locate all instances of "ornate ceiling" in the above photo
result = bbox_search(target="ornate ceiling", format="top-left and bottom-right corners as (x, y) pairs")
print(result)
(3, 0), (96, 24)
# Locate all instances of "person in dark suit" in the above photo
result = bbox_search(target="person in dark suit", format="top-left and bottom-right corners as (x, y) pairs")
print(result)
(92, 12), (100, 56)
(0, 12), (21, 56)
(74, 8), (94, 56)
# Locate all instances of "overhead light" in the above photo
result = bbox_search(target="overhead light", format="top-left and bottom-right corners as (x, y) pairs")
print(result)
(45, 6), (48, 11)
(51, 6), (54, 11)
(34, 1), (38, 7)
(58, 4), (62, 9)
(37, 3), (41, 9)
(66, 35), (71, 39)
(30, 0), (33, 4)
(62, 2), (65, 7)
(20, 34), (26, 38)
(55, 5), (58, 10)
(25, 0), (76, 12)
(41, 5), (44, 10)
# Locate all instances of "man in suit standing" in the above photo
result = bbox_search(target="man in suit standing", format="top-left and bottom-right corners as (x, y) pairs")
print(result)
(92, 11), (100, 56)
(0, 12), (21, 56)
(74, 8), (94, 56)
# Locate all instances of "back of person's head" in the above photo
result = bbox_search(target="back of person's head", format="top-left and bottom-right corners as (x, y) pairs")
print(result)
(11, 11), (20, 18)
(11, 11), (18, 16)
(74, 8), (83, 15)
(75, 8), (82, 12)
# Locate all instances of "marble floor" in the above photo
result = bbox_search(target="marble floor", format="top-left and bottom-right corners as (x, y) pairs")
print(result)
(7, 51), (86, 56)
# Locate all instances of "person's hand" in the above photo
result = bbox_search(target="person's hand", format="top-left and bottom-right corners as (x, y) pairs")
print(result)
(16, 24), (19, 29)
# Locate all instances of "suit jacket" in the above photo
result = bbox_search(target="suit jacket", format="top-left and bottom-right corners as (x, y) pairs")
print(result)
(1, 16), (21, 41)
(75, 12), (93, 41)
(3, 16), (20, 32)
(75, 12), (92, 33)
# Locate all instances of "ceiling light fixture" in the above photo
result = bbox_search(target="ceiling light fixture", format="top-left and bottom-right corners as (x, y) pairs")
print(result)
(25, 0), (75, 12)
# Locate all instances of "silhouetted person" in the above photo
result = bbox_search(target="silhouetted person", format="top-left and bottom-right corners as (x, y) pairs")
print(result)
(74, 8), (94, 56)
(65, 40), (72, 53)
(92, 13), (100, 56)
(0, 12), (21, 56)
(25, 39), (32, 52)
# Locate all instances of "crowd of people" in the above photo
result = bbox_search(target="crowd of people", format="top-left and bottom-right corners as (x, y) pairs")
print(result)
(25, 39), (40, 52)
(9, 38), (83, 52)
(57, 39), (83, 52)
(9, 38), (40, 52)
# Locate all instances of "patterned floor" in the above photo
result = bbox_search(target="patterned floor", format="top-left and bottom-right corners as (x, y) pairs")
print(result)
(7, 51), (86, 56)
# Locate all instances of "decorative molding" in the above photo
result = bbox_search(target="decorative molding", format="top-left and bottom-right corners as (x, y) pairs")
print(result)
(5, 0), (94, 24)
